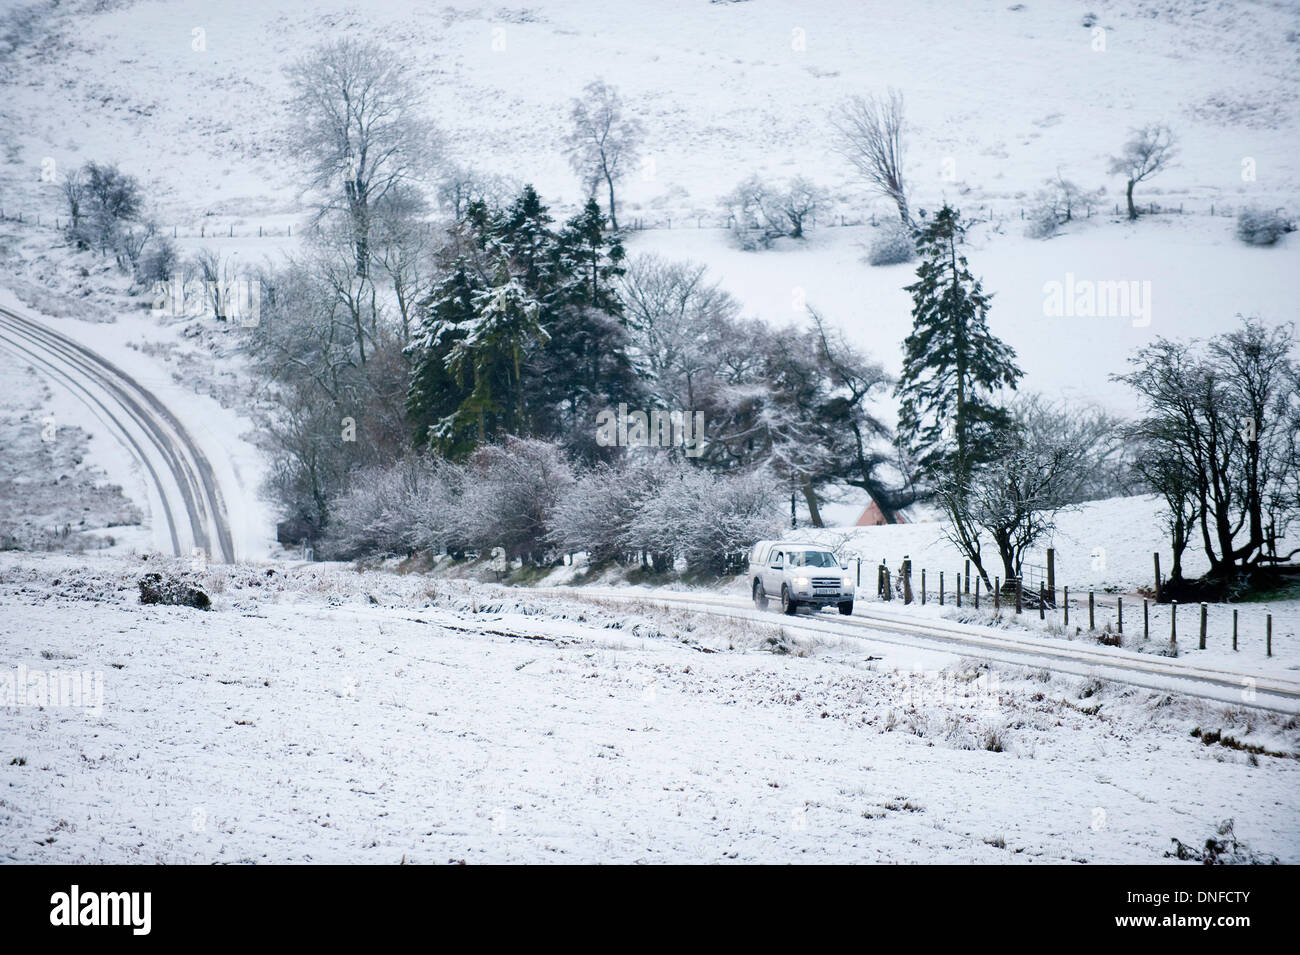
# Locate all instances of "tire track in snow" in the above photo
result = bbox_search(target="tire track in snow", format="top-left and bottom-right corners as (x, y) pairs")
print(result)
(562, 587), (1300, 714)
(0, 304), (235, 562)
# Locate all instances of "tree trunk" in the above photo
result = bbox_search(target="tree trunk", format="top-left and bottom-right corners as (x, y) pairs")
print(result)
(1125, 178), (1137, 220)
(801, 479), (824, 528)
(605, 172), (619, 231)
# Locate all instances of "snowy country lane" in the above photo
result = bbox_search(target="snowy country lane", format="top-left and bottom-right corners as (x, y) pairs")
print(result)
(0, 303), (235, 563)
(2, 557), (1298, 865)
(562, 588), (1300, 716)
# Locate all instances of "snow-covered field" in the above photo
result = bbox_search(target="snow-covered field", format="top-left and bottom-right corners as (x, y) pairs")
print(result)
(2, 0), (1297, 417)
(2, 552), (1297, 864)
(6, 0), (1299, 221)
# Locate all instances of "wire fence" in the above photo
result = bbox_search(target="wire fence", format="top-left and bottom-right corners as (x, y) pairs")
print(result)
(2, 199), (1289, 240)
(854, 553), (1281, 658)
(624, 200), (1289, 232)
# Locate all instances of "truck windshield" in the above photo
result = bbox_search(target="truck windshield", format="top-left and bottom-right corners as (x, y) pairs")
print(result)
(787, 551), (838, 568)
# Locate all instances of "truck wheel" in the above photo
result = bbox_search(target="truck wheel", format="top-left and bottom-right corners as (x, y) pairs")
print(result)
(753, 580), (769, 610)
(781, 586), (798, 615)
(838, 601), (854, 616)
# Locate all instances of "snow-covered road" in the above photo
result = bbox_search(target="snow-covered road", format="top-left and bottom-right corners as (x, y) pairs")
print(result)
(0, 303), (236, 563)
(563, 588), (1300, 715)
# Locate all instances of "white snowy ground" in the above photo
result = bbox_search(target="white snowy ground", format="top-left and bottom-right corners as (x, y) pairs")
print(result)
(5, 0), (1299, 224)
(2, 552), (1297, 864)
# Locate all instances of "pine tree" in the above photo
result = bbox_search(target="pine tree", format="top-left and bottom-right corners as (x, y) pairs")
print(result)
(449, 262), (549, 439)
(534, 199), (641, 453)
(896, 204), (1022, 478)
(406, 260), (491, 456)
(405, 188), (641, 460)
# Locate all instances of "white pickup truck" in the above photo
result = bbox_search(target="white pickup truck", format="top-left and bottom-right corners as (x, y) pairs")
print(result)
(747, 540), (854, 616)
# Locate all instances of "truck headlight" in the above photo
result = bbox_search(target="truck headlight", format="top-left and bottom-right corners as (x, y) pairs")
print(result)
(842, 576), (854, 590)
(793, 576), (810, 588)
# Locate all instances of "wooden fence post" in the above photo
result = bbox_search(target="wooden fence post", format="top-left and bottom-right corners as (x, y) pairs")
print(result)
(974, 576), (980, 610)
(1143, 599), (1149, 640)
(940, 571), (945, 606)
(1117, 596), (1123, 634)
(903, 556), (912, 605)
(1233, 609), (1238, 651)
(1063, 585), (1070, 626)
(1046, 548), (1055, 606)
(994, 577), (1000, 611)
(1038, 582), (1045, 620)
(1153, 553), (1162, 601)
(1199, 603), (1208, 650)
(964, 560), (971, 595)
(1267, 614), (1272, 657)
(1170, 601), (1178, 644)
(1088, 591), (1095, 630)
(956, 568), (962, 608)
(921, 569), (926, 605)
(1015, 578), (1023, 614)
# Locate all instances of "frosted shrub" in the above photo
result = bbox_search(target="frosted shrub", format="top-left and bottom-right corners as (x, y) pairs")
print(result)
(323, 457), (441, 559)
(867, 223), (914, 265)
(1236, 207), (1294, 246)
(1024, 203), (1060, 239)
(621, 460), (782, 575)
(458, 437), (574, 565)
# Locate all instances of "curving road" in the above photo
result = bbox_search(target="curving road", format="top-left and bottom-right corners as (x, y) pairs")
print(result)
(0, 304), (235, 563)
(563, 587), (1300, 715)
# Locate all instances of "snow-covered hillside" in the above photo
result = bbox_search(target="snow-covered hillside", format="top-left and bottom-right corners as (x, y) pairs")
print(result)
(2, 0), (1297, 414)
(2, 552), (1296, 864)
(6, 0), (1299, 220)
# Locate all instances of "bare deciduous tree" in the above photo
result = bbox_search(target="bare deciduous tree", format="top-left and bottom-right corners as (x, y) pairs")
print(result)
(619, 253), (740, 411)
(436, 164), (517, 222)
(60, 168), (85, 238)
(831, 88), (909, 224)
(1108, 123), (1176, 220)
(286, 39), (441, 277)
(371, 186), (436, 344)
(1115, 318), (1299, 589)
(563, 79), (643, 231)
(938, 421), (1077, 590)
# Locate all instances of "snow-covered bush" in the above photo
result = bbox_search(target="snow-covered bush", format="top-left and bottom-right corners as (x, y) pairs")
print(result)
(549, 460), (641, 564)
(867, 222), (915, 265)
(1236, 207), (1294, 246)
(458, 437), (574, 564)
(1024, 204), (1060, 239)
(1025, 173), (1100, 239)
(322, 456), (438, 559)
(135, 235), (181, 286)
(622, 462), (781, 575)
(720, 173), (827, 249)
